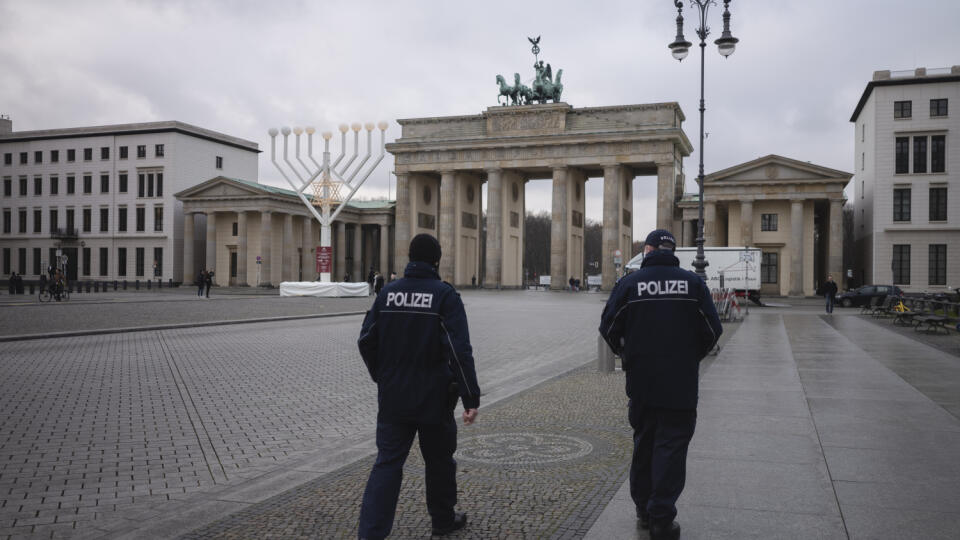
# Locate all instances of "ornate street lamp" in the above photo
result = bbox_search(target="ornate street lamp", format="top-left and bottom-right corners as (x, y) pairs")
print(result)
(669, 0), (738, 280)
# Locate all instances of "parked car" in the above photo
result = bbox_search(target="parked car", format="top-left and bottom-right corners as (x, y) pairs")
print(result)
(835, 285), (904, 308)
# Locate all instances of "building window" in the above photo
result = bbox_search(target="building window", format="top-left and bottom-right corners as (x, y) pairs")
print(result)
(119, 173), (128, 193)
(19, 176), (27, 196)
(894, 100), (912, 119)
(913, 136), (927, 174)
(65, 209), (74, 233)
(761, 252), (778, 284)
(33, 209), (41, 233)
(137, 173), (145, 197)
(893, 188), (911, 222)
(232, 222), (238, 236)
(929, 187), (947, 221)
(895, 137), (909, 174)
(118, 247), (127, 276)
(153, 247), (163, 277)
(50, 150), (59, 163)
(83, 148), (92, 161)
(119, 146), (128, 159)
(3, 153), (10, 165)
(2, 177), (9, 196)
(2, 210), (9, 233)
(34, 176), (42, 195)
(147, 173), (154, 197)
(135, 247), (145, 277)
(33, 247), (41, 275)
(861, 152), (865, 170)
(67, 149), (75, 162)
(99, 247), (108, 276)
(155, 144), (164, 157)
(929, 244), (947, 286)
(67, 175), (75, 194)
(49, 209), (58, 231)
(135, 207), (145, 231)
(82, 208), (91, 232)
(100, 174), (109, 193)
(82, 247), (91, 276)
(34, 150), (42, 164)
(18, 209), (27, 233)
(156, 172), (163, 197)
(154, 206), (163, 231)
(215, 156), (223, 169)
(118, 207), (127, 232)
(100, 147), (109, 160)
(100, 207), (109, 232)
(931, 135), (945, 173)
(760, 213), (778, 231)
(137, 145), (146, 158)
(2, 248), (8, 274)
(50, 176), (58, 195)
(19, 152), (27, 165)
(83, 175), (92, 194)
(892, 245), (910, 285)
(930, 98), (948, 117)
(18, 248), (26, 274)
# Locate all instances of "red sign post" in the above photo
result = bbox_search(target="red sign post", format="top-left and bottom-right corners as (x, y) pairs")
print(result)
(316, 246), (333, 274)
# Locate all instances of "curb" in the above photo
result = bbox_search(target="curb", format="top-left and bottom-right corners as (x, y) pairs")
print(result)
(0, 311), (367, 343)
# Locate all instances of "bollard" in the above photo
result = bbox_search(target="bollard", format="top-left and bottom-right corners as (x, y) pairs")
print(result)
(29, 283), (35, 295)
(169, 278), (174, 288)
(86, 281), (91, 293)
(597, 335), (616, 373)
(146, 279), (151, 290)
(135, 280), (140, 290)
(123, 280), (127, 290)
(94, 282), (99, 292)
(157, 278), (162, 289)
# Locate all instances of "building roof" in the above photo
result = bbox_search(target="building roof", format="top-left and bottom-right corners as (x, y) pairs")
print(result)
(0, 120), (260, 153)
(850, 67), (960, 122)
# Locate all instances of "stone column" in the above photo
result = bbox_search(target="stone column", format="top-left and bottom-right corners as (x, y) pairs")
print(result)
(376, 224), (387, 273)
(183, 212), (195, 283)
(549, 167), (568, 290)
(438, 170), (457, 282)
(703, 202), (717, 246)
(237, 211), (248, 286)
(393, 173), (410, 272)
(335, 222), (346, 280)
(601, 164), (621, 290)
(259, 210), (272, 287)
(656, 162), (676, 230)
(789, 199), (805, 296)
(353, 223), (362, 280)
(301, 216), (313, 281)
(828, 198), (843, 282)
(282, 213), (294, 282)
(205, 211), (217, 278)
(683, 219), (695, 247)
(484, 168), (503, 288)
(740, 199), (754, 247)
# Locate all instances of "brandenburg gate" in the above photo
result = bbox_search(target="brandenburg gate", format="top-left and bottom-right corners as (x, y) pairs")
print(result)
(386, 102), (692, 290)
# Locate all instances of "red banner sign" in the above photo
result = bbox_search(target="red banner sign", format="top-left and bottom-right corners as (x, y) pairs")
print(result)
(316, 246), (332, 274)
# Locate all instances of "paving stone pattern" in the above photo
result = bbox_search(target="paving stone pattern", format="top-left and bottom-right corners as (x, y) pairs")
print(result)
(0, 291), (604, 538)
(183, 367), (631, 540)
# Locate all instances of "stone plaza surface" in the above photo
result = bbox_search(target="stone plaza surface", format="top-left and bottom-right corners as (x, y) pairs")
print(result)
(1, 292), (959, 539)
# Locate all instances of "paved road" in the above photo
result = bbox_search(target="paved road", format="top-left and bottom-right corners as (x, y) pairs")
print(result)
(0, 291), (607, 539)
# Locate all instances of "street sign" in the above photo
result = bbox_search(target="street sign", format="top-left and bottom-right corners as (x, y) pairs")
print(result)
(316, 246), (332, 274)
(256, 255), (262, 265)
(613, 249), (622, 257)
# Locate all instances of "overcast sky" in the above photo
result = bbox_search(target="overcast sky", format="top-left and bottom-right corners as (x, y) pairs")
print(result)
(2, 0), (959, 234)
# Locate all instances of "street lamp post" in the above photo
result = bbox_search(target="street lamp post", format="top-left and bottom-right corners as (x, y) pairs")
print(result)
(668, 0), (739, 281)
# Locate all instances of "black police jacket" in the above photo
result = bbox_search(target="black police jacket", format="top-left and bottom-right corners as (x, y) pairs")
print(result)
(358, 261), (481, 423)
(599, 250), (723, 410)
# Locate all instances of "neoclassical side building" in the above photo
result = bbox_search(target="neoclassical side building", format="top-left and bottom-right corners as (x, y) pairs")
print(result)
(677, 155), (851, 296)
(175, 177), (394, 286)
(387, 103), (692, 290)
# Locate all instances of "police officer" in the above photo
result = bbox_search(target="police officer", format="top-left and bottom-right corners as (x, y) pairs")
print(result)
(599, 229), (722, 540)
(357, 233), (481, 539)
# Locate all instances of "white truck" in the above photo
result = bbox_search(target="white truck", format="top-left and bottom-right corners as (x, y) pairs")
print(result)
(626, 246), (763, 303)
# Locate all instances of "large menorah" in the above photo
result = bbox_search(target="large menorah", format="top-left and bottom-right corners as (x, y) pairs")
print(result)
(267, 121), (388, 282)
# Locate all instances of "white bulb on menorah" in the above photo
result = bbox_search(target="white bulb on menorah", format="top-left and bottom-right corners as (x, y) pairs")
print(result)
(268, 120), (388, 282)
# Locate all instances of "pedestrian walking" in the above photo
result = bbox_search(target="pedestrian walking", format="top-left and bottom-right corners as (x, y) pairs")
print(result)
(357, 233), (480, 539)
(367, 266), (376, 295)
(205, 270), (213, 298)
(599, 229), (722, 540)
(197, 270), (206, 297)
(374, 271), (384, 295)
(821, 274), (838, 314)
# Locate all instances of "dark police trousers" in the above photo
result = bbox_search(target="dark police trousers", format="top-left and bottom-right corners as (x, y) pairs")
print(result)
(629, 400), (697, 524)
(358, 415), (458, 539)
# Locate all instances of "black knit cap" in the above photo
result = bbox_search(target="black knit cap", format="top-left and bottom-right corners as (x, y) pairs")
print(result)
(644, 228), (676, 251)
(409, 233), (442, 265)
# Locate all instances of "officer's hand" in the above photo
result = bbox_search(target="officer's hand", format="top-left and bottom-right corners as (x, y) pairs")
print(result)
(462, 408), (478, 425)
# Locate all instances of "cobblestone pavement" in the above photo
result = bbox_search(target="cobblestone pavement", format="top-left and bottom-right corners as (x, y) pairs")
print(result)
(183, 366), (631, 540)
(0, 291), (605, 539)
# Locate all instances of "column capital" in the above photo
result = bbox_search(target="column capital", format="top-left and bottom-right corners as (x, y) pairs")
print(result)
(485, 167), (503, 174)
(603, 163), (622, 174)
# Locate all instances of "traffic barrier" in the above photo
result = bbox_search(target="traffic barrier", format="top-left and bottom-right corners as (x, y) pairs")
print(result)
(711, 288), (747, 322)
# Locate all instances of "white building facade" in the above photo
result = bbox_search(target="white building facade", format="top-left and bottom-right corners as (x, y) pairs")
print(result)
(851, 67), (960, 292)
(0, 118), (259, 283)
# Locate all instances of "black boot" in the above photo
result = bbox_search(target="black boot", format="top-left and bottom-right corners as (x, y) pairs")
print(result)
(650, 520), (681, 540)
(432, 512), (467, 536)
(636, 507), (650, 530)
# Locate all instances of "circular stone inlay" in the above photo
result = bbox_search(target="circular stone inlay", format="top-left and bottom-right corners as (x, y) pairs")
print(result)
(456, 432), (593, 465)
